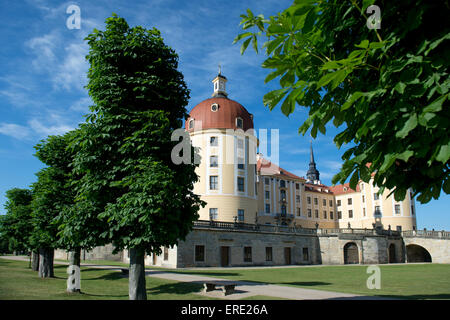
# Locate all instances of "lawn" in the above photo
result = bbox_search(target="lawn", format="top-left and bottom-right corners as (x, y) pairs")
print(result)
(0, 259), (213, 300)
(167, 264), (450, 299)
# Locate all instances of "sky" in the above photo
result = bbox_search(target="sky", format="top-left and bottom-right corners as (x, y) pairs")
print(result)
(0, 0), (448, 230)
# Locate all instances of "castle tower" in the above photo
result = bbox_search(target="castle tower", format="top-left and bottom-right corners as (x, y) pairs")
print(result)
(306, 141), (320, 184)
(186, 72), (258, 223)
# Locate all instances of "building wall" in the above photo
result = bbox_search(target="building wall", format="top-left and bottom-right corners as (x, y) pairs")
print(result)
(335, 180), (417, 231)
(190, 129), (258, 224)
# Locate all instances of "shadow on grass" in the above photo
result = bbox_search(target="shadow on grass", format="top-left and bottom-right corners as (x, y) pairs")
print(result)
(377, 293), (450, 300)
(281, 281), (331, 287)
(163, 271), (241, 277)
(147, 281), (203, 296)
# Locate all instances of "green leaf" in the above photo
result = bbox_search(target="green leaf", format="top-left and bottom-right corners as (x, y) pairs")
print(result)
(240, 37), (252, 55)
(436, 142), (450, 164)
(317, 71), (338, 88)
(396, 114), (418, 139)
(423, 94), (447, 113)
(394, 82), (406, 94)
(341, 92), (364, 111)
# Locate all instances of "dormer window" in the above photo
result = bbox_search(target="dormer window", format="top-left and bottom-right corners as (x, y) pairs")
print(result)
(211, 103), (219, 112)
(188, 119), (194, 130)
(236, 117), (243, 129)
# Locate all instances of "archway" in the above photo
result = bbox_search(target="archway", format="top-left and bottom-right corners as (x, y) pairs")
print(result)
(406, 244), (432, 263)
(344, 242), (359, 264)
(388, 243), (396, 263)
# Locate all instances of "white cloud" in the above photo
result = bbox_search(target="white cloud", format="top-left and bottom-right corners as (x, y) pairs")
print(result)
(28, 118), (74, 137)
(69, 96), (92, 112)
(52, 42), (89, 91)
(0, 123), (32, 140)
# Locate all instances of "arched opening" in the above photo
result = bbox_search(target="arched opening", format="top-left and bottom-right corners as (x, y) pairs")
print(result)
(406, 244), (432, 263)
(388, 243), (396, 263)
(344, 242), (359, 264)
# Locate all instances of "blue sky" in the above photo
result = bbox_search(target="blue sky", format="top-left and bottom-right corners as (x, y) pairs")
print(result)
(0, 0), (448, 229)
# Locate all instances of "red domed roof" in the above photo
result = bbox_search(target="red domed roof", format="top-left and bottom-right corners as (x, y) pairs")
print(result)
(186, 97), (254, 132)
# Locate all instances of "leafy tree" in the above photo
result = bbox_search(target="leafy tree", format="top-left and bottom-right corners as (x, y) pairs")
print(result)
(0, 188), (33, 256)
(70, 14), (204, 300)
(234, 0), (450, 203)
(31, 134), (76, 278)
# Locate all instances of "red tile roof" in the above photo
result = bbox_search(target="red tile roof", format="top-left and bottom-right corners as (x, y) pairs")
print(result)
(257, 158), (305, 181)
(328, 182), (360, 195)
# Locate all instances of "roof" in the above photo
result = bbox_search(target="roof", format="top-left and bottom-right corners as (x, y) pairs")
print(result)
(304, 183), (333, 194)
(186, 97), (253, 132)
(328, 182), (361, 195)
(257, 157), (305, 181)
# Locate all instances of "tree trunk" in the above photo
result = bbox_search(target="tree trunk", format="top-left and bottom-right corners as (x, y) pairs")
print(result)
(129, 247), (147, 300)
(67, 248), (82, 293)
(38, 247), (54, 278)
(31, 250), (40, 271)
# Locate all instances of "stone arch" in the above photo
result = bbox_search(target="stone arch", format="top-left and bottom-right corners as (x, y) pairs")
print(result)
(388, 243), (396, 263)
(406, 244), (432, 263)
(343, 242), (359, 264)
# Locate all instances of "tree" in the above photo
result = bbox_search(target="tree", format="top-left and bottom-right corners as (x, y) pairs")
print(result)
(234, 0), (450, 203)
(0, 188), (34, 261)
(31, 134), (77, 278)
(70, 14), (204, 300)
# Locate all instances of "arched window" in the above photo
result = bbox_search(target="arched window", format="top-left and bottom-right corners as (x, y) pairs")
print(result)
(188, 119), (194, 129)
(236, 117), (243, 129)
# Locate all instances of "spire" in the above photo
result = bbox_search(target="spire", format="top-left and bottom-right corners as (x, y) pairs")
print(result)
(309, 140), (315, 164)
(212, 65), (228, 98)
(306, 140), (320, 184)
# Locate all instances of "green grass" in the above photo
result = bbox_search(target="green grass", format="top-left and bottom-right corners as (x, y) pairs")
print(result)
(0, 259), (215, 300)
(167, 264), (450, 299)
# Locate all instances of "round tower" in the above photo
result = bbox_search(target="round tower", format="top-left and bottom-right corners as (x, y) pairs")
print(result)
(185, 72), (258, 223)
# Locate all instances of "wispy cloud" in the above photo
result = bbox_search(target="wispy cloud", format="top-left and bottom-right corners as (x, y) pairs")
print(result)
(0, 123), (32, 140)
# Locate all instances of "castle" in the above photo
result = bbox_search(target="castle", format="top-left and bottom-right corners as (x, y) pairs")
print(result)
(56, 73), (449, 267)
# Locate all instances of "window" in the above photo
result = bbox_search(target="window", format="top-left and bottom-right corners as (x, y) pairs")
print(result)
(237, 139), (244, 149)
(265, 178), (270, 185)
(237, 157), (244, 169)
(210, 136), (218, 146)
(348, 198), (352, 205)
(265, 191), (270, 200)
(209, 176), (218, 190)
(296, 183), (299, 190)
(307, 197), (311, 204)
(211, 103), (218, 112)
(329, 200), (333, 207)
(363, 208), (366, 217)
(209, 208), (218, 220)
(266, 247), (273, 261)
(188, 119), (194, 129)
(210, 156), (218, 167)
(362, 195), (365, 203)
(323, 199), (327, 206)
(297, 208), (301, 216)
(338, 211), (342, 219)
(374, 193), (379, 200)
(236, 117), (243, 129)
(337, 200), (341, 206)
(195, 245), (205, 262)
(265, 204), (270, 214)
(323, 210), (327, 219)
(307, 209), (312, 218)
(237, 177), (245, 192)
(280, 180), (286, 188)
(360, 183), (364, 190)
(314, 198), (318, 205)
(395, 204), (401, 215)
(163, 247), (169, 261)
(244, 247), (252, 262)
(296, 195), (301, 203)
(281, 205), (287, 214)
(238, 209), (245, 222)
(348, 210), (353, 218)
(302, 248), (309, 261)
(314, 209), (319, 218)
(330, 211), (334, 220)
(375, 206), (382, 216)
(280, 190), (286, 201)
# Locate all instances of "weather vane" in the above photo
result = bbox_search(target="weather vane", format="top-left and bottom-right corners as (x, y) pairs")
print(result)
(218, 64), (222, 75)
